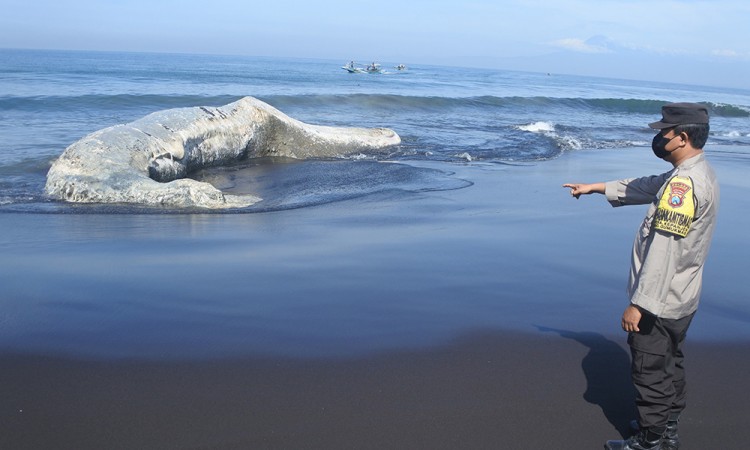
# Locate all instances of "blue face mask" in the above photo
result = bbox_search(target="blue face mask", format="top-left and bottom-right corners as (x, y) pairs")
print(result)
(652, 133), (679, 159)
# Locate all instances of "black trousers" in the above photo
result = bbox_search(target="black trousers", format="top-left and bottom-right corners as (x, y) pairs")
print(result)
(627, 310), (695, 430)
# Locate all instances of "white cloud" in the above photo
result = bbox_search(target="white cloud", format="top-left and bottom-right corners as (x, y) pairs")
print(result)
(548, 37), (612, 54)
(712, 49), (741, 58)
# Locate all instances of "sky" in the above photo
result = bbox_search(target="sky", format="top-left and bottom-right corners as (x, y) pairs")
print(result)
(2, 0), (749, 89)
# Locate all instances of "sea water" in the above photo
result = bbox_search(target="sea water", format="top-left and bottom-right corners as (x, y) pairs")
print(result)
(2, 49), (749, 211)
(1, 49), (749, 358)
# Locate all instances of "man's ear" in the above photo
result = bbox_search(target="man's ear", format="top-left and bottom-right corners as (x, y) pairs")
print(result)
(678, 131), (690, 147)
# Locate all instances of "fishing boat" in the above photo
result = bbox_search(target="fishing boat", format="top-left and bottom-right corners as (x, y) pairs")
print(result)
(341, 61), (365, 73)
(341, 61), (384, 74)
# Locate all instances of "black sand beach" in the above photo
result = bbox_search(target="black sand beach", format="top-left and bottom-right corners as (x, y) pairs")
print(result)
(2, 334), (749, 449)
(1, 148), (749, 449)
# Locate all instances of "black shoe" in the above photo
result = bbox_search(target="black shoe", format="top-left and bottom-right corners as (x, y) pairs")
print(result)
(629, 418), (679, 449)
(661, 420), (679, 450)
(604, 432), (661, 450)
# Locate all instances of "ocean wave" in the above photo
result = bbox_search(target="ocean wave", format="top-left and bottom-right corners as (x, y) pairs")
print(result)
(3, 93), (748, 118)
(0, 94), (243, 112)
(516, 121), (555, 133)
(263, 95), (750, 119)
(717, 130), (750, 138)
(705, 102), (750, 117)
(510, 120), (665, 156)
(0, 154), (52, 171)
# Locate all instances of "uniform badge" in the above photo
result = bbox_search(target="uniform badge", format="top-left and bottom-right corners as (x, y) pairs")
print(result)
(654, 176), (695, 237)
(667, 180), (691, 208)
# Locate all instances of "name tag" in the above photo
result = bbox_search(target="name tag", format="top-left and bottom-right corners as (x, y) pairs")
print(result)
(654, 176), (695, 237)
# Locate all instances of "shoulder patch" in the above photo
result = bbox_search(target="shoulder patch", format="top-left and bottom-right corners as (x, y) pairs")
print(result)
(654, 176), (695, 237)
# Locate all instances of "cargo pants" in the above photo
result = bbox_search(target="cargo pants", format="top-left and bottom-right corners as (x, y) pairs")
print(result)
(627, 311), (695, 430)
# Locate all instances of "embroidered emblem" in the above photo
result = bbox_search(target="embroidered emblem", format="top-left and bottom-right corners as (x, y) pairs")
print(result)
(667, 181), (691, 208)
(654, 176), (695, 237)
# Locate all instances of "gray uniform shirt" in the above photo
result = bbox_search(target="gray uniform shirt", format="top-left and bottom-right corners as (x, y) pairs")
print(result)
(604, 153), (720, 319)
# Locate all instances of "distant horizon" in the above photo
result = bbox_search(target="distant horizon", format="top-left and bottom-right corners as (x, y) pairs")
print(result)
(3, 0), (749, 91)
(4, 45), (747, 94)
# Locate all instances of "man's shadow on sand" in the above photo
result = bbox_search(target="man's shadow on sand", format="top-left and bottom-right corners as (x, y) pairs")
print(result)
(537, 326), (637, 438)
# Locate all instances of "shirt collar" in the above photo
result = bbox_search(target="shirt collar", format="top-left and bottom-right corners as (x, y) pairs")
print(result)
(676, 152), (705, 170)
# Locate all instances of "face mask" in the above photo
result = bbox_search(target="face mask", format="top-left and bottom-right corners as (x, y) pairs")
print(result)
(652, 133), (678, 159)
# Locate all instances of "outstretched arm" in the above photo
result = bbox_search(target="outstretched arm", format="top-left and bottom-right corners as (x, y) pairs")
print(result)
(562, 182), (606, 199)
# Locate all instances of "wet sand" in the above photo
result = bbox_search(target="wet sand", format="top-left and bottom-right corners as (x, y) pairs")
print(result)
(2, 332), (749, 449)
(1, 147), (749, 449)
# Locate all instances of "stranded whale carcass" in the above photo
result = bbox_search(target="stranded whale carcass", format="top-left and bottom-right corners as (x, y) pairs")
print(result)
(45, 96), (401, 208)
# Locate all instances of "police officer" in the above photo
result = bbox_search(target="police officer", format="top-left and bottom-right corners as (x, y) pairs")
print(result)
(563, 103), (720, 450)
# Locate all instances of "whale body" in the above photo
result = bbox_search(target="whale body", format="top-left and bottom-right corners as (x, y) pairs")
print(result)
(45, 96), (401, 208)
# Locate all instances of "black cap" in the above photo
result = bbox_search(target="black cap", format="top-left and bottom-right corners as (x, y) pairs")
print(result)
(649, 102), (709, 129)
